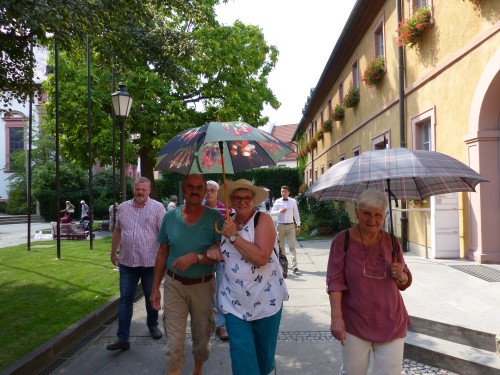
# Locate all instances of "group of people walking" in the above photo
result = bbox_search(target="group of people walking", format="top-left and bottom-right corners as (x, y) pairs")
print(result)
(106, 175), (412, 375)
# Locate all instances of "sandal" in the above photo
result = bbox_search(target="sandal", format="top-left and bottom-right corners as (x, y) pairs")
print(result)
(216, 327), (229, 341)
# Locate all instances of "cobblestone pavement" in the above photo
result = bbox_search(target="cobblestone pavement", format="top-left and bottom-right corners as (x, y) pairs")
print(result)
(401, 359), (459, 375)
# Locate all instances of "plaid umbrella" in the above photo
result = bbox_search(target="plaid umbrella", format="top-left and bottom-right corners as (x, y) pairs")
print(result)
(306, 148), (488, 258)
(307, 148), (487, 201)
(155, 121), (293, 219)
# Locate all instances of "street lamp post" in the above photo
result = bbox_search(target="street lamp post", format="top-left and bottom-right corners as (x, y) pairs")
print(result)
(111, 82), (133, 202)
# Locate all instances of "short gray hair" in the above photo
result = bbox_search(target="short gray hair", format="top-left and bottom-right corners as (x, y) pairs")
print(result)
(206, 180), (219, 190)
(356, 190), (388, 211)
(134, 176), (151, 186)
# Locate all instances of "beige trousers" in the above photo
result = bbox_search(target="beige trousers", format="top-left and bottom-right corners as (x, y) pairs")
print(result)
(162, 274), (215, 372)
(277, 223), (297, 267)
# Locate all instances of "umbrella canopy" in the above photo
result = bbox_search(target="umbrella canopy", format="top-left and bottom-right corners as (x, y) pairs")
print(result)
(306, 148), (488, 260)
(155, 121), (294, 222)
(155, 121), (293, 175)
(306, 148), (488, 202)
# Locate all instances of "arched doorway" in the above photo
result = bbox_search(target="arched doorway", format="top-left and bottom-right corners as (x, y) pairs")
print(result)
(465, 49), (500, 263)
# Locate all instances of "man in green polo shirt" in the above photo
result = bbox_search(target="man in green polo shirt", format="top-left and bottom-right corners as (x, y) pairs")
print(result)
(150, 174), (223, 375)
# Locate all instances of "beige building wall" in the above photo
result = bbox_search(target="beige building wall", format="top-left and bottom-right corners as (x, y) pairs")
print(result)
(296, 0), (500, 263)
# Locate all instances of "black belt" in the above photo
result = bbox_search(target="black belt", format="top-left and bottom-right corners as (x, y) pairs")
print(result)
(166, 269), (213, 285)
(279, 223), (294, 225)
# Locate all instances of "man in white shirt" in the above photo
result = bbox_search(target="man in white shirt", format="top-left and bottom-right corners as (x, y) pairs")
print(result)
(271, 185), (301, 273)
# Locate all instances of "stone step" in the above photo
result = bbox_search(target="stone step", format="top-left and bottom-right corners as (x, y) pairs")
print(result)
(409, 316), (497, 353)
(405, 331), (500, 375)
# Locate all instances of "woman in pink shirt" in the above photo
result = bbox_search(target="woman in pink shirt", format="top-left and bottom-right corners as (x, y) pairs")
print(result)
(326, 189), (412, 375)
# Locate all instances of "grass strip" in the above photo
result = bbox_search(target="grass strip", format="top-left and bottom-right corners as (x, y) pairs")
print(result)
(0, 237), (118, 371)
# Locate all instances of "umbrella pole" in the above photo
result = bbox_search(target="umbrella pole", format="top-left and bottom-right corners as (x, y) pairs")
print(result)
(219, 141), (230, 221)
(386, 179), (397, 262)
(214, 141), (229, 234)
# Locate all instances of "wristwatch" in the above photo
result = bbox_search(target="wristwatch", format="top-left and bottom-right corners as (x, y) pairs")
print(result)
(229, 233), (239, 244)
(197, 253), (203, 264)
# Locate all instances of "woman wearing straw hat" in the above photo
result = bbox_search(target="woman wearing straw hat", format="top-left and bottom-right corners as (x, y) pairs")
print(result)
(207, 179), (288, 375)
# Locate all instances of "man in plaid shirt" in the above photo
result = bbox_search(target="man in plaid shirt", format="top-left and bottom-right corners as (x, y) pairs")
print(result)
(107, 177), (166, 351)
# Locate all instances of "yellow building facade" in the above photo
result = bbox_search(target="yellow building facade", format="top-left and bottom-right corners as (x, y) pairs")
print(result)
(295, 0), (500, 263)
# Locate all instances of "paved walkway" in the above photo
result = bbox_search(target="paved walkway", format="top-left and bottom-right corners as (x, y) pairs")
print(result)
(24, 237), (500, 375)
(0, 221), (109, 248)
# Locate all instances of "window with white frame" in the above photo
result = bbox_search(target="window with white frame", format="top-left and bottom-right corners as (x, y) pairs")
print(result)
(328, 159), (333, 169)
(320, 164), (324, 175)
(339, 154), (345, 161)
(411, 108), (435, 151)
(352, 146), (360, 157)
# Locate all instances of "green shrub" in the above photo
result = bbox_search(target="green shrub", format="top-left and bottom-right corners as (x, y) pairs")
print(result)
(298, 196), (351, 232)
(338, 211), (351, 231)
(317, 219), (333, 228)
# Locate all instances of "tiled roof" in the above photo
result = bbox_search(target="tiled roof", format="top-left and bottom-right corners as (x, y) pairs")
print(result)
(270, 124), (298, 161)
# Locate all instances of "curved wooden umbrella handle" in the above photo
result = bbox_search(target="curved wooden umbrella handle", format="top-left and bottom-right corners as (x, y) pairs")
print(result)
(214, 221), (222, 234)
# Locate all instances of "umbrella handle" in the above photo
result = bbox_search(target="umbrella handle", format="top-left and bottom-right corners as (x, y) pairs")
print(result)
(214, 221), (222, 234)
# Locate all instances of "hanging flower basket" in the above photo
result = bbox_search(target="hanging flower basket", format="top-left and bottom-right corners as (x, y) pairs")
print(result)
(332, 104), (344, 121)
(310, 138), (317, 149)
(362, 56), (386, 88)
(343, 87), (360, 108)
(396, 5), (431, 48)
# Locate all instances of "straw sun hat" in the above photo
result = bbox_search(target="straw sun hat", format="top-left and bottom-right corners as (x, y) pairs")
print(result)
(218, 179), (268, 208)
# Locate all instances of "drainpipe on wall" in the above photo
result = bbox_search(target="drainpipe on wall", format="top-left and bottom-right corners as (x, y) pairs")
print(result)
(397, 0), (409, 251)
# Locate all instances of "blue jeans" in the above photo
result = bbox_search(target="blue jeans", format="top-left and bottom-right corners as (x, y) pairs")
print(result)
(117, 265), (158, 342)
(214, 262), (225, 328)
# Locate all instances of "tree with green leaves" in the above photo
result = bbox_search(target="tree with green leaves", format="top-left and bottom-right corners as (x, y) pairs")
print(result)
(1, 0), (222, 110)
(42, 13), (279, 197)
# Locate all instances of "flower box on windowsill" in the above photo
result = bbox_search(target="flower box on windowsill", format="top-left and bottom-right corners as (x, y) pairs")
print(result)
(343, 87), (360, 108)
(322, 119), (333, 132)
(332, 104), (344, 121)
(397, 5), (431, 48)
(315, 129), (324, 141)
(362, 56), (386, 88)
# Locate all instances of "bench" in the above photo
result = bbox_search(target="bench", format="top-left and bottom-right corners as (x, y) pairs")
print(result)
(51, 222), (90, 240)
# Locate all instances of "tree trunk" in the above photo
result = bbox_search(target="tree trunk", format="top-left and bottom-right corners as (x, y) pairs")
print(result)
(139, 145), (158, 200)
